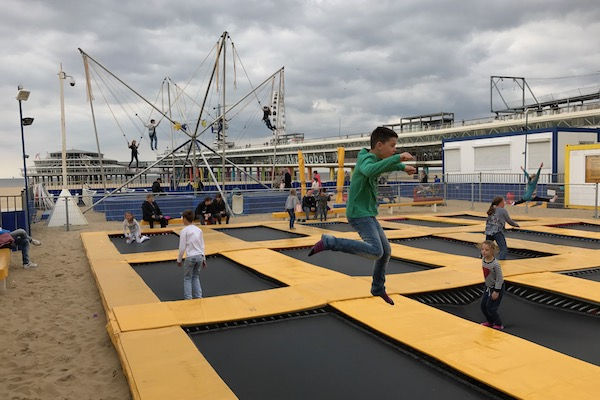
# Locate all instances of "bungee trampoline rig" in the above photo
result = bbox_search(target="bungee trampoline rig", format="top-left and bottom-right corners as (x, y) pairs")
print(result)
(82, 212), (600, 399)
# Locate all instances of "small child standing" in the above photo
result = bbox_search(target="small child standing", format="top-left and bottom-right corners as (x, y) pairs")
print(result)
(177, 210), (206, 300)
(285, 189), (300, 229)
(123, 212), (149, 244)
(316, 188), (330, 221)
(478, 240), (505, 330)
(308, 126), (416, 305)
(485, 196), (519, 260)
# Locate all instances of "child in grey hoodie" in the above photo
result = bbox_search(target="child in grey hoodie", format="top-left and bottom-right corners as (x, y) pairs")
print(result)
(478, 240), (505, 330)
(485, 196), (519, 260)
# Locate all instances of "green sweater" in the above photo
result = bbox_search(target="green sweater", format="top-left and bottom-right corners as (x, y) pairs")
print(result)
(346, 148), (406, 218)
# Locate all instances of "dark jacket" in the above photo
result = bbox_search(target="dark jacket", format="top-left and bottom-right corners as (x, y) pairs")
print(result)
(284, 172), (292, 188)
(142, 200), (162, 221)
(195, 202), (215, 219)
(213, 199), (227, 214)
(302, 195), (316, 209)
(152, 181), (163, 193)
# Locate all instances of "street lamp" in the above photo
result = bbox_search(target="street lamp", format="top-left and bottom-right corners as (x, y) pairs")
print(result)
(58, 63), (75, 189)
(16, 86), (33, 235)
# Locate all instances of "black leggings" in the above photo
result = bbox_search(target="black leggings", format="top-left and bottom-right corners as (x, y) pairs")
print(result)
(514, 196), (553, 205)
(129, 153), (139, 168)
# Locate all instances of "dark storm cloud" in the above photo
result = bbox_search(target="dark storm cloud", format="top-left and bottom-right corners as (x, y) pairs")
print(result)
(1, 0), (599, 177)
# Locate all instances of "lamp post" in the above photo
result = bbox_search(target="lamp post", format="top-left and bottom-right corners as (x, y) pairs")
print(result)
(16, 86), (33, 235)
(58, 63), (75, 189)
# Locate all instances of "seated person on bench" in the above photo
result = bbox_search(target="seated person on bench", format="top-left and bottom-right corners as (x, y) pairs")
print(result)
(195, 197), (215, 225)
(142, 194), (168, 228)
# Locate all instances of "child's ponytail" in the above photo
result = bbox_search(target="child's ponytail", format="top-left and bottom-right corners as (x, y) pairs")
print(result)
(487, 196), (504, 216)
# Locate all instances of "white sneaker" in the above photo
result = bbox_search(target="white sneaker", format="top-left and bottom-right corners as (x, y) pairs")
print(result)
(24, 262), (38, 269)
(125, 238), (133, 244)
(550, 194), (558, 203)
(140, 236), (150, 243)
(31, 239), (42, 246)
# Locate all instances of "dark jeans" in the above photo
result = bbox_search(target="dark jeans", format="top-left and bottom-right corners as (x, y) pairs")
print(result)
(481, 285), (505, 326)
(317, 205), (328, 221)
(147, 217), (167, 228)
(214, 211), (230, 224)
(11, 229), (31, 265)
(486, 232), (507, 260)
(286, 209), (296, 228)
(514, 196), (553, 205)
(263, 118), (274, 130)
(303, 206), (314, 220)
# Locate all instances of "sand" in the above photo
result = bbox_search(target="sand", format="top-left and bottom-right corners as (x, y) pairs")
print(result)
(0, 200), (597, 399)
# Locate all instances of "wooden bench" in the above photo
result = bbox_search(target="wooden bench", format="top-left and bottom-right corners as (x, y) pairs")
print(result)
(140, 217), (183, 227)
(272, 208), (346, 220)
(0, 248), (10, 292)
(378, 199), (444, 215)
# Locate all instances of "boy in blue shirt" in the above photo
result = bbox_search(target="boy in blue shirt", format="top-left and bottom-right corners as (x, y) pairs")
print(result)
(308, 127), (416, 305)
(512, 162), (557, 205)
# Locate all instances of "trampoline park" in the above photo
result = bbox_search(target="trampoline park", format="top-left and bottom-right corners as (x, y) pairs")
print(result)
(81, 213), (600, 399)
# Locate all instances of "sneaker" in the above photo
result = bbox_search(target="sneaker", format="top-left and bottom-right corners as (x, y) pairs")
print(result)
(492, 324), (504, 330)
(24, 262), (38, 269)
(510, 201), (515, 206)
(308, 239), (325, 257)
(550, 194), (558, 203)
(31, 239), (42, 246)
(125, 238), (133, 244)
(375, 292), (395, 306)
(140, 236), (150, 243)
(480, 322), (492, 327)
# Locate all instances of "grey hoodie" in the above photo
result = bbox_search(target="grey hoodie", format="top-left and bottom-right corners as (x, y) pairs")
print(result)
(485, 207), (519, 235)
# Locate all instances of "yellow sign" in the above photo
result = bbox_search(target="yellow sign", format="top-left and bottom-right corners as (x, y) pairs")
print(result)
(585, 155), (600, 183)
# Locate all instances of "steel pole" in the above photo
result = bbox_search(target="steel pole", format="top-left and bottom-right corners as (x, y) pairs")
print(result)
(18, 100), (31, 235)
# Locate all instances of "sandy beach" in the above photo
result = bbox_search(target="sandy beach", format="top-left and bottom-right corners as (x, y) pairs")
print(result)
(0, 200), (598, 399)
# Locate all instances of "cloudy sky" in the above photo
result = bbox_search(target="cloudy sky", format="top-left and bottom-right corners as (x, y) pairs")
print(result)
(1, 0), (599, 178)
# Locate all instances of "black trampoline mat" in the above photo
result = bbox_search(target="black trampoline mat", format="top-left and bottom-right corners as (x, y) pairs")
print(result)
(387, 218), (468, 228)
(391, 237), (552, 259)
(131, 256), (283, 301)
(433, 293), (600, 366)
(187, 311), (499, 399)
(110, 233), (180, 254)
(278, 247), (437, 276)
(561, 269), (600, 283)
(443, 214), (488, 221)
(553, 223), (600, 232)
(301, 221), (392, 232)
(215, 226), (307, 241)
(502, 230), (600, 249)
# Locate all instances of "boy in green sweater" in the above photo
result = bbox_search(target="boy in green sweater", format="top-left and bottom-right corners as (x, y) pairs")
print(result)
(308, 127), (416, 305)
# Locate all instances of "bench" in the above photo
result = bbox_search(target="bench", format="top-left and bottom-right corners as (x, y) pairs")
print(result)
(272, 208), (346, 220)
(140, 217), (183, 227)
(0, 248), (10, 292)
(378, 199), (444, 215)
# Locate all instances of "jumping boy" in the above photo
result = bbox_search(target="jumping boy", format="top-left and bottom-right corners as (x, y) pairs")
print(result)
(308, 126), (416, 305)
(136, 114), (160, 150)
(177, 210), (206, 300)
(512, 162), (557, 205)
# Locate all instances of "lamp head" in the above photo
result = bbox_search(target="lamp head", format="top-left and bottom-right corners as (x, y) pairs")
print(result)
(16, 88), (30, 101)
(22, 117), (34, 126)
(68, 76), (75, 87)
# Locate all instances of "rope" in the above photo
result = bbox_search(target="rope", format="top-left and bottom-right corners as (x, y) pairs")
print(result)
(232, 42), (263, 107)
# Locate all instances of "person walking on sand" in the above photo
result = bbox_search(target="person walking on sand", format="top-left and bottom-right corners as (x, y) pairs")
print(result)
(307, 126), (416, 305)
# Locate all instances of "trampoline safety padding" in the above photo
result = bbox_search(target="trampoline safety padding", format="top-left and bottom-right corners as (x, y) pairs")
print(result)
(392, 236), (554, 259)
(501, 229), (600, 250)
(409, 284), (600, 366)
(301, 221), (393, 232)
(561, 267), (600, 283)
(277, 247), (439, 276)
(185, 308), (506, 400)
(214, 226), (307, 241)
(131, 255), (284, 301)
(109, 232), (180, 254)
(551, 222), (600, 232)
(386, 218), (468, 228)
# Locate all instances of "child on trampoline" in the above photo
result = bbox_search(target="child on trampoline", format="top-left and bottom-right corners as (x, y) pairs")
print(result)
(177, 210), (206, 300)
(123, 212), (150, 244)
(308, 126), (416, 305)
(478, 240), (505, 330)
(285, 188), (300, 229)
(512, 162), (558, 205)
(485, 196), (519, 260)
